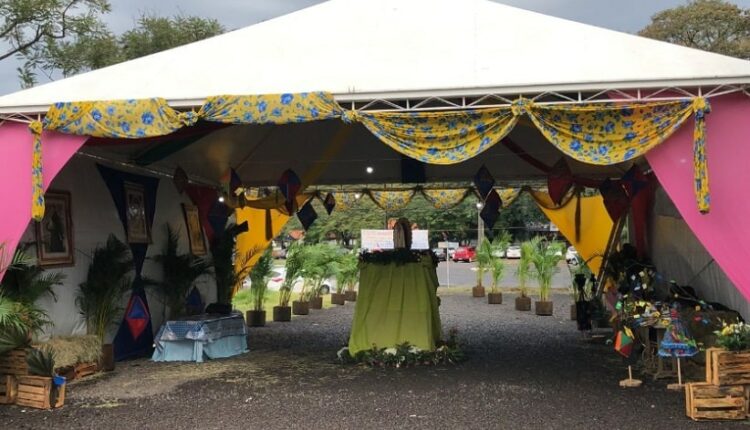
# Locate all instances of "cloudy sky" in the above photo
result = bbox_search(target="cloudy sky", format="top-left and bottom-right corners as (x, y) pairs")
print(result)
(1, 0), (749, 95)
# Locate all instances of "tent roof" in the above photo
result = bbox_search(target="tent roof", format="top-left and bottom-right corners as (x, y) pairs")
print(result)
(1, 0), (750, 114)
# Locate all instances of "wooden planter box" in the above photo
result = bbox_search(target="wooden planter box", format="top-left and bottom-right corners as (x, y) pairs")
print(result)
(0, 348), (28, 376)
(685, 382), (746, 421)
(0, 375), (18, 404)
(706, 348), (750, 386)
(75, 361), (100, 379)
(16, 376), (65, 410)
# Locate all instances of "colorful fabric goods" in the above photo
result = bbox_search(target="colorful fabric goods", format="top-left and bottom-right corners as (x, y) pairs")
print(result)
(659, 309), (698, 358)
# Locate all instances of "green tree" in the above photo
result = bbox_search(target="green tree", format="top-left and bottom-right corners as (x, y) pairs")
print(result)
(18, 11), (225, 87)
(639, 0), (750, 59)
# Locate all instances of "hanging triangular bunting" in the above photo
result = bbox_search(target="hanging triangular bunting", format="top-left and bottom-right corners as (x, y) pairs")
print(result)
(173, 166), (188, 194)
(124, 294), (150, 341)
(278, 169), (302, 214)
(547, 158), (574, 205)
(323, 193), (336, 215)
(473, 165), (495, 200)
(297, 201), (318, 230)
(480, 189), (502, 230)
(600, 179), (629, 221)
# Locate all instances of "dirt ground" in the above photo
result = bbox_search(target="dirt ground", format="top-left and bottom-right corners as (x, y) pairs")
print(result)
(0, 293), (743, 430)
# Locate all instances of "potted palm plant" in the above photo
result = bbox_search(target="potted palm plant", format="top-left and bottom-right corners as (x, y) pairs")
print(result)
(150, 224), (211, 320)
(76, 235), (133, 371)
(211, 223), (254, 306)
(247, 247), (273, 327)
(473, 239), (492, 298)
(532, 241), (564, 316)
(487, 234), (510, 305)
(341, 252), (359, 302)
(301, 244), (338, 310)
(515, 238), (537, 311)
(275, 243), (302, 322)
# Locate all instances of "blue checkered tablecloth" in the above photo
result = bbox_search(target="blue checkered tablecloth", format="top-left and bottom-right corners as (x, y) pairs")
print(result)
(155, 312), (247, 343)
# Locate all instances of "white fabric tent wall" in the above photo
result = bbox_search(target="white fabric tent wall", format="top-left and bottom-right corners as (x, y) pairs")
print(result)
(649, 187), (749, 319)
(18, 156), (217, 340)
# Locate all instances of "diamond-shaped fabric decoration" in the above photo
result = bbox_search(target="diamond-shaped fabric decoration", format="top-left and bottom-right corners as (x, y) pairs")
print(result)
(277, 169), (302, 214)
(547, 158), (573, 205)
(473, 165), (495, 200)
(480, 189), (502, 229)
(297, 201), (318, 230)
(323, 193), (336, 215)
(124, 294), (150, 341)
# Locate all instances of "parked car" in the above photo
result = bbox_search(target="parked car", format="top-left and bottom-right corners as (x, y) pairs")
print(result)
(505, 245), (521, 259)
(492, 248), (506, 258)
(452, 246), (476, 262)
(565, 246), (579, 264)
(432, 248), (447, 261)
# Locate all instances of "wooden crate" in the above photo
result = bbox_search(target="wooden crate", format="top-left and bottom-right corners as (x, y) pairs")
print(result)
(706, 348), (750, 386)
(74, 362), (99, 379)
(0, 375), (18, 404)
(685, 382), (747, 421)
(15, 376), (65, 410)
(0, 348), (28, 376)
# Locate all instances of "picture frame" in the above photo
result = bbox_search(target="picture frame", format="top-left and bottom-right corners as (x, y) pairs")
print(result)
(182, 203), (207, 256)
(35, 190), (74, 266)
(124, 182), (151, 244)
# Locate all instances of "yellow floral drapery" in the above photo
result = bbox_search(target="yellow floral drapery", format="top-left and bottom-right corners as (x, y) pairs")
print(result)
(332, 192), (361, 211)
(368, 190), (416, 211)
(421, 189), (472, 209)
(29, 122), (45, 221)
(497, 188), (522, 209)
(34, 92), (712, 219)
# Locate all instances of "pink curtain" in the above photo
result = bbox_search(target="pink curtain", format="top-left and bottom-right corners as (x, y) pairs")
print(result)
(646, 93), (750, 301)
(0, 122), (87, 280)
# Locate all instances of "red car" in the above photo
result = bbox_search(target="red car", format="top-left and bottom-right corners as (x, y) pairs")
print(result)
(452, 246), (476, 262)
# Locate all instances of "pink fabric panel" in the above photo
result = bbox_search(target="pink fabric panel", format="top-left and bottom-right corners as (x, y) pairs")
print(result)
(0, 122), (86, 278)
(646, 93), (750, 301)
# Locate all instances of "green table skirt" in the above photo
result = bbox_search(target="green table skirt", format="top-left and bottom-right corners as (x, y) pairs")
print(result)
(348, 259), (441, 354)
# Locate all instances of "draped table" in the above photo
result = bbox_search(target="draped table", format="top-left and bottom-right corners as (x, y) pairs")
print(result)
(348, 255), (441, 354)
(152, 312), (248, 362)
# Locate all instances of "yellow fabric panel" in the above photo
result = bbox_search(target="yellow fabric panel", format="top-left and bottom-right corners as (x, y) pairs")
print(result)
(692, 98), (711, 213)
(421, 189), (471, 209)
(351, 108), (518, 164)
(532, 192), (613, 276)
(29, 121), (44, 221)
(332, 192), (360, 211)
(497, 188), (522, 208)
(43, 98), (189, 138)
(368, 190), (415, 211)
(233, 207), (290, 296)
(198, 92), (340, 124)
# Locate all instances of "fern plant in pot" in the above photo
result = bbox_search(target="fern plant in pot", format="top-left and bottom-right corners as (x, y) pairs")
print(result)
(515, 238), (538, 311)
(76, 235), (133, 371)
(247, 247), (273, 327)
(473, 239), (492, 298)
(532, 241), (564, 316)
(275, 243), (302, 322)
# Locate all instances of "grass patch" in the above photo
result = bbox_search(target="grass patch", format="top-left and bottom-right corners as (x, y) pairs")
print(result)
(232, 289), (334, 321)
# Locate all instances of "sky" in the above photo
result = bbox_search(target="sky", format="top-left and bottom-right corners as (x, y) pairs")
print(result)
(1, 0), (750, 95)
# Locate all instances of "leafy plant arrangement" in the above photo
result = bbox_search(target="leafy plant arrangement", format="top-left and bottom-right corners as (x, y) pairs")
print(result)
(1, 245), (65, 304)
(567, 255), (592, 302)
(76, 235), (133, 342)
(300, 243), (339, 301)
(358, 249), (437, 266)
(475, 239), (493, 289)
(715, 320), (750, 351)
(531, 240), (564, 302)
(26, 346), (56, 378)
(278, 242), (303, 308)
(488, 234), (510, 295)
(149, 224), (211, 319)
(334, 251), (359, 295)
(338, 329), (465, 368)
(517, 237), (539, 298)
(249, 247), (273, 312)
(211, 223), (254, 305)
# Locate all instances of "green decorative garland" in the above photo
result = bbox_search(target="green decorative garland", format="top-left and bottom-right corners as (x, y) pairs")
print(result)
(359, 249), (437, 266)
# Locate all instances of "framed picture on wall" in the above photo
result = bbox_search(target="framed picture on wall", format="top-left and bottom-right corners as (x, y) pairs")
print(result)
(124, 182), (151, 244)
(182, 203), (207, 256)
(35, 190), (74, 266)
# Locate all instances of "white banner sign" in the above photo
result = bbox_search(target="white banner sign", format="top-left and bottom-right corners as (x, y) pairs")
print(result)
(361, 230), (394, 250)
(411, 230), (429, 250)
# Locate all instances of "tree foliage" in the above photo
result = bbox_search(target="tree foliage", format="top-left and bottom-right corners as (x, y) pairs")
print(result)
(639, 0), (750, 59)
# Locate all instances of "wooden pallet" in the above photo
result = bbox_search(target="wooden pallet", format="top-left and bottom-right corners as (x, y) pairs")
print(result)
(15, 376), (65, 410)
(0, 375), (18, 404)
(0, 349), (28, 376)
(74, 362), (99, 379)
(685, 382), (747, 421)
(706, 348), (750, 386)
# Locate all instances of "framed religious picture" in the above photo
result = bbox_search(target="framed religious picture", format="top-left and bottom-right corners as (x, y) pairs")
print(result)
(182, 203), (207, 256)
(35, 190), (74, 266)
(124, 182), (151, 244)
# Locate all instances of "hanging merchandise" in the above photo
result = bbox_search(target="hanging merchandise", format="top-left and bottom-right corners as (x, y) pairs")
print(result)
(547, 158), (574, 205)
(659, 307), (699, 358)
(473, 165), (495, 200)
(480, 189), (502, 229)
(277, 169), (302, 214)
(297, 200), (318, 231)
(323, 193), (336, 215)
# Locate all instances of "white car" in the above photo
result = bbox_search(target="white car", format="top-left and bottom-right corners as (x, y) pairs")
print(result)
(242, 267), (335, 294)
(566, 246), (579, 264)
(505, 245), (521, 259)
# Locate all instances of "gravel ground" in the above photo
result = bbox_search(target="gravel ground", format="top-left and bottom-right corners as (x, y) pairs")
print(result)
(1, 292), (745, 430)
